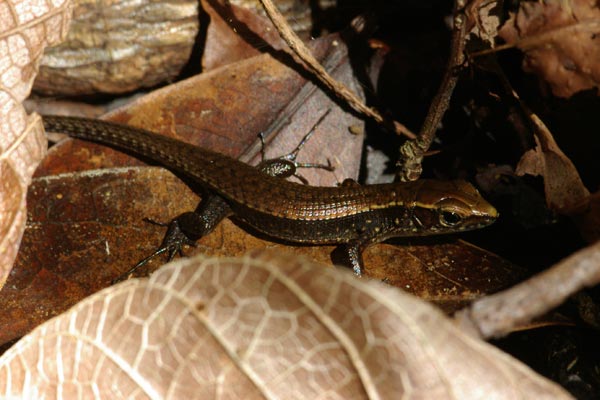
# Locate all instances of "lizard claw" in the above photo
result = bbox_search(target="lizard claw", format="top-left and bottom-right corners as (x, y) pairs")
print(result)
(111, 219), (197, 284)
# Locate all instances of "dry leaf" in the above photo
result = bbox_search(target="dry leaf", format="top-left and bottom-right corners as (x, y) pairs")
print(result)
(515, 113), (589, 213)
(228, 0), (316, 34)
(0, 168), (197, 345)
(499, 0), (600, 98)
(201, 0), (286, 71)
(0, 0), (71, 288)
(362, 239), (525, 313)
(0, 252), (572, 399)
(465, 0), (502, 45)
(202, 0), (324, 71)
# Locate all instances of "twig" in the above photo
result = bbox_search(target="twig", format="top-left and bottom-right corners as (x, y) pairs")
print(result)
(454, 241), (600, 339)
(257, 0), (416, 139)
(396, 0), (467, 181)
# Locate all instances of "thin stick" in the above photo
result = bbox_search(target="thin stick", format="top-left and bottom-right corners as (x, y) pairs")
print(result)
(257, 0), (416, 139)
(454, 241), (600, 339)
(397, 0), (467, 181)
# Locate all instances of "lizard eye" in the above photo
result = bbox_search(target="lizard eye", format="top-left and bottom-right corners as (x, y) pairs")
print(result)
(439, 210), (462, 227)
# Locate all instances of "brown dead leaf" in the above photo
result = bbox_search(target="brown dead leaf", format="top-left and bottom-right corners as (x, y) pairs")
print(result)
(0, 168), (196, 345)
(363, 239), (525, 313)
(515, 112), (589, 213)
(201, 0), (286, 71)
(499, 0), (600, 98)
(0, 252), (571, 399)
(0, 0), (71, 288)
(465, 0), (502, 45)
(228, 0), (316, 35)
(202, 0), (325, 71)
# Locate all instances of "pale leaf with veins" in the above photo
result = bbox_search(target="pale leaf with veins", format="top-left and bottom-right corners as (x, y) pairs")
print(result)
(0, 0), (71, 288)
(0, 252), (571, 399)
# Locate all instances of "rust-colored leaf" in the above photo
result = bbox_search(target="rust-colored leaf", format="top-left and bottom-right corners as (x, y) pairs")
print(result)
(499, 0), (600, 98)
(0, 168), (195, 344)
(362, 239), (525, 313)
(0, 252), (571, 399)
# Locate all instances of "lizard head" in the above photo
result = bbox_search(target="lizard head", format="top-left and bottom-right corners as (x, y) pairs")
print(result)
(410, 180), (498, 235)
